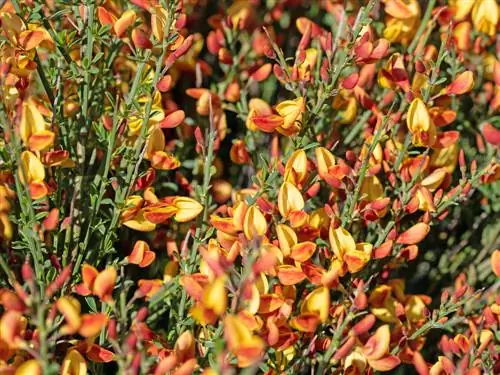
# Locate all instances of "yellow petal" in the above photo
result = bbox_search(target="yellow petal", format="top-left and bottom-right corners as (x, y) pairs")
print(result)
(329, 226), (356, 260)
(301, 286), (330, 322)
(61, 350), (87, 375)
(173, 197), (203, 222)
(19, 151), (45, 184)
(278, 182), (304, 218)
(243, 205), (267, 240)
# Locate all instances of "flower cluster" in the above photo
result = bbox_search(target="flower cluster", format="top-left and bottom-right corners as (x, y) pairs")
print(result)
(0, 0), (499, 374)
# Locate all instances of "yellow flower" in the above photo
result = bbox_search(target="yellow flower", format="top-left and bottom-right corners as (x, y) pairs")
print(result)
(382, 0), (421, 45)
(284, 149), (308, 185)
(472, 0), (499, 36)
(406, 98), (436, 147)
(18, 151), (48, 199)
(301, 286), (330, 322)
(173, 197), (203, 222)
(276, 97), (305, 135)
(298, 48), (318, 81)
(243, 205), (267, 240)
(278, 182), (304, 218)
(61, 350), (87, 375)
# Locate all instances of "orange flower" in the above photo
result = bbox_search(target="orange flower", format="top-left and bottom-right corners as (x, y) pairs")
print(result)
(224, 314), (265, 368)
(188, 276), (227, 325)
(128, 240), (156, 267)
(382, 0), (421, 45)
(75, 265), (116, 303)
(145, 127), (181, 170)
(329, 226), (373, 274)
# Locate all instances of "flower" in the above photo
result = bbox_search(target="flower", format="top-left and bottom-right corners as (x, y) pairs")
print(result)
(407, 98), (436, 147)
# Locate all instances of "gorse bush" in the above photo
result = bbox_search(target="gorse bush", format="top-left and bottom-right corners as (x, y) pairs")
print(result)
(0, 0), (499, 373)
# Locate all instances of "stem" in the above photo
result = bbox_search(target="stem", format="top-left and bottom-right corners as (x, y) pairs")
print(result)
(341, 119), (387, 227)
(408, 0), (437, 56)
(177, 97), (217, 331)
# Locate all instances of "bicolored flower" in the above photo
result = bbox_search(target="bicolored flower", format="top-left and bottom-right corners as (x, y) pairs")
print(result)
(275, 97), (306, 135)
(75, 265), (117, 303)
(224, 314), (265, 368)
(18, 151), (48, 199)
(329, 226), (373, 274)
(407, 98), (436, 147)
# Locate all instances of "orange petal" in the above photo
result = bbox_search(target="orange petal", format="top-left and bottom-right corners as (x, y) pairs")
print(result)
(151, 151), (181, 170)
(97, 6), (116, 26)
(140, 250), (156, 267)
(368, 355), (401, 372)
(210, 215), (238, 235)
(78, 313), (108, 338)
(86, 344), (115, 363)
(363, 324), (391, 360)
(332, 336), (356, 361)
(258, 294), (284, 314)
(142, 204), (177, 224)
(251, 63), (272, 82)
(251, 114), (284, 132)
(277, 265), (306, 285)
(93, 267), (117, 303)
(29, 181), (49, 200)
(131, 28), (153, 49)
(351, 314), (376, 336)
(43, 208), (59, 231)
(159, 110), (185, 128)
(413, 351), (429, 375)
(445, 71), (474, 95)
(82, 264), (98, 289)
(157, 75), (173, 92)
(114, 10), (136, 37)
(434, 131), (460, 149)
(128, 240), (148, 265)
(137, 279), (163, 299)
(491, 250), (500, 277)
(290, 241), (316, 262)
(396, 223), (430, 245)
(482, 122), (500, 146)
(290, 313), (320, 332)
(18, 30), (48, 50)
(29, 130), (55, 151)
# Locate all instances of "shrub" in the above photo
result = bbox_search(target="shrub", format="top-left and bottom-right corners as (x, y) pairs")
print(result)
(0, 0), (499, 374)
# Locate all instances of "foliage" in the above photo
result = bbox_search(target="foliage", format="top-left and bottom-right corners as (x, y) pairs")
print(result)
(0, 0), (499, 374)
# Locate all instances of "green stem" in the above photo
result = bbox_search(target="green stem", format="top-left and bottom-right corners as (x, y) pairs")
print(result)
(341, 120), (387, 227)
(408, 0), (437, 56)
